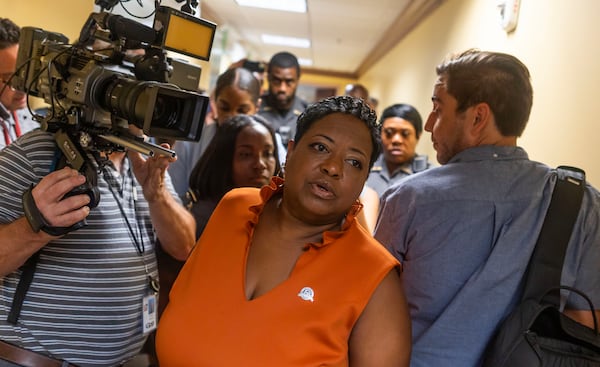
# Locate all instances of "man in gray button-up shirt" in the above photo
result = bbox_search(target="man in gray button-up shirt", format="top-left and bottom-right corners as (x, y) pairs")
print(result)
(375, 49), (600, 367)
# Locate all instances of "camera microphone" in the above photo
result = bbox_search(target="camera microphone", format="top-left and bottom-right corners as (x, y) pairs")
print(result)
(95, 12), (157, 45)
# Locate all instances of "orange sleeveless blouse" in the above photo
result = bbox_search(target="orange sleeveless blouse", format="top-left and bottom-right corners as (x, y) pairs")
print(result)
(156, 178), (399, 366)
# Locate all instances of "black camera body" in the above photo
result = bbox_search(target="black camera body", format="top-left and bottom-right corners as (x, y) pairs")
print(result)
(11, 6), (216, 149)
(10, 6), (216, 234)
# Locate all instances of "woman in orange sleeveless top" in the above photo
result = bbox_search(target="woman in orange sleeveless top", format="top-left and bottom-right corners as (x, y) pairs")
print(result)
(156, 96), (411, 366)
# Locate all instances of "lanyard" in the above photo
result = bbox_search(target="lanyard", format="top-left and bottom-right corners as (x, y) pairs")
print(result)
(96, 155), (160, 293)
(2, 111), (22, 145)
(101, 163), (145, 256)
(12, 111), (21, 137)
(2, 120), (10, 145)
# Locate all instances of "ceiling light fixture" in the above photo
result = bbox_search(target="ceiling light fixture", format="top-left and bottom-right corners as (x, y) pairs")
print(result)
(262, 34), (310, 48)
(298, 58), (313, 66)
(235, 0), (307, 13)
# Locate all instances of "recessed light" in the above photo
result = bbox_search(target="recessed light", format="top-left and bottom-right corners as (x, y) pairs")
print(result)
(298, 58), (313, 66)
(235, 0), (307, 13)
(261, 34), (310, 48)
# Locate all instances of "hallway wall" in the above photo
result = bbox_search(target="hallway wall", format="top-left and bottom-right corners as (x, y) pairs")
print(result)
(4, 0), (600, 185)
(361, 0), (600, 185)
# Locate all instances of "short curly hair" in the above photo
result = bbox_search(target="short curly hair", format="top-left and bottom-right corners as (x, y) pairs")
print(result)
(0, 18), (20, 50)
(294, 95), (381, 169)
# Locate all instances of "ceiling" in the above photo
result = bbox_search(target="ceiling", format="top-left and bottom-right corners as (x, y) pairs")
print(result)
(200, 0), (445, 78)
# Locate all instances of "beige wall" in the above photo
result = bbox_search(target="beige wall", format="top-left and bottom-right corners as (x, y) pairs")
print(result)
(3, 0), (93, 41)
(2, 0), (213, 90)
(6, 0), (600, 184)
(300, 73), (357, 97)
(361, 0), (600, 185)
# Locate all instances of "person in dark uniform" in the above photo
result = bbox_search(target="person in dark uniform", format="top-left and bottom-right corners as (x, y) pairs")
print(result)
(367, 103), (431, 197)
(258, 51), (308, 148)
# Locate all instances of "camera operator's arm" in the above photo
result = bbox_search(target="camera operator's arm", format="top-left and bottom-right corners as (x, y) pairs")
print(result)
(128, 147), (195, 261)
(0, 168), (91, 276)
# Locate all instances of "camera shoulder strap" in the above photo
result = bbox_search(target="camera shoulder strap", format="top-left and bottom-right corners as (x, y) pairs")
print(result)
(7, 252), (41, 324)
(7, 147), (63, 325)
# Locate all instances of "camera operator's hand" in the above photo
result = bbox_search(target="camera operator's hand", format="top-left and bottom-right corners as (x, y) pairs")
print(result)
(128, 143), (177, 203)
(0, 167), (91, 277)
(32, 167), (92, 229)
(127, 144), (195, 261)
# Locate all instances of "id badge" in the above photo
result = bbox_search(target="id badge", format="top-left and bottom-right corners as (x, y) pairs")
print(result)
(142, 293), (158, 334)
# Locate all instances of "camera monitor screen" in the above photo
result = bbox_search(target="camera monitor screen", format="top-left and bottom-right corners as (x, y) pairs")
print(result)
(155, 6), (216, 61)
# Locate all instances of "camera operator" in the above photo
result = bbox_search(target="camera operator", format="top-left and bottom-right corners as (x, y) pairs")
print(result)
(0, 18), (39, 150)
(0, 123), (195, 366)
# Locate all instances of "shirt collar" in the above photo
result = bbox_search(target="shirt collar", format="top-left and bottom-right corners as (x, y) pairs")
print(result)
(448, 145), (528, 164)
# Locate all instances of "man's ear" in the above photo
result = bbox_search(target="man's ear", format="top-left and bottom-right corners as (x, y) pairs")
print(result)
(471, 102), (492, 133)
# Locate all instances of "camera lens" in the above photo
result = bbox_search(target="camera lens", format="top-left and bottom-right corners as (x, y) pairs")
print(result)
(102, 77), (183, 131)
(102, 76), (149, 127)
(152, 94), (181, 129)
(98, 73), (207, 140)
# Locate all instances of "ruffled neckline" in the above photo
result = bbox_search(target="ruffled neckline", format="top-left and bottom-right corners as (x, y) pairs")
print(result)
(246, 176), (363, 249)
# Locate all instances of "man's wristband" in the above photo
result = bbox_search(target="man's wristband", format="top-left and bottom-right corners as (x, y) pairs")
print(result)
(22, 184), (81, 236)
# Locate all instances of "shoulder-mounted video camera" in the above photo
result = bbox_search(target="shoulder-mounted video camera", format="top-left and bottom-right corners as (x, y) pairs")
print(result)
(11, 5), (216, 157)
(10, 5), (216, 234)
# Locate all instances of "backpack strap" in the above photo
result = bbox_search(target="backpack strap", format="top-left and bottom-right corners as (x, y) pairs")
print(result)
(521, 166), (585, 306)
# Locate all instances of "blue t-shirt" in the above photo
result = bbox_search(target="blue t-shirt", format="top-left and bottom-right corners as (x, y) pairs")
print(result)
(374, 145), (600, 367)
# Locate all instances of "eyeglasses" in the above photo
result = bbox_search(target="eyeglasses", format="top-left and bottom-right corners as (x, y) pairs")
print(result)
(0, 73), (16, 91)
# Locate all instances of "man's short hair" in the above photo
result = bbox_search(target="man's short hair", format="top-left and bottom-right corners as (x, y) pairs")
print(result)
(436, 49), (533, 137)
(267, 51), (301, 77)
(0, 18), (20, 50)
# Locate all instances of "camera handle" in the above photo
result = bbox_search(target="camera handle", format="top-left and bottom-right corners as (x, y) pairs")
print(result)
(54, 128), (102, 217)
(98, 133), (176, 158)
(132, 48), (172, 83)
(20, 129), (100, 239)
